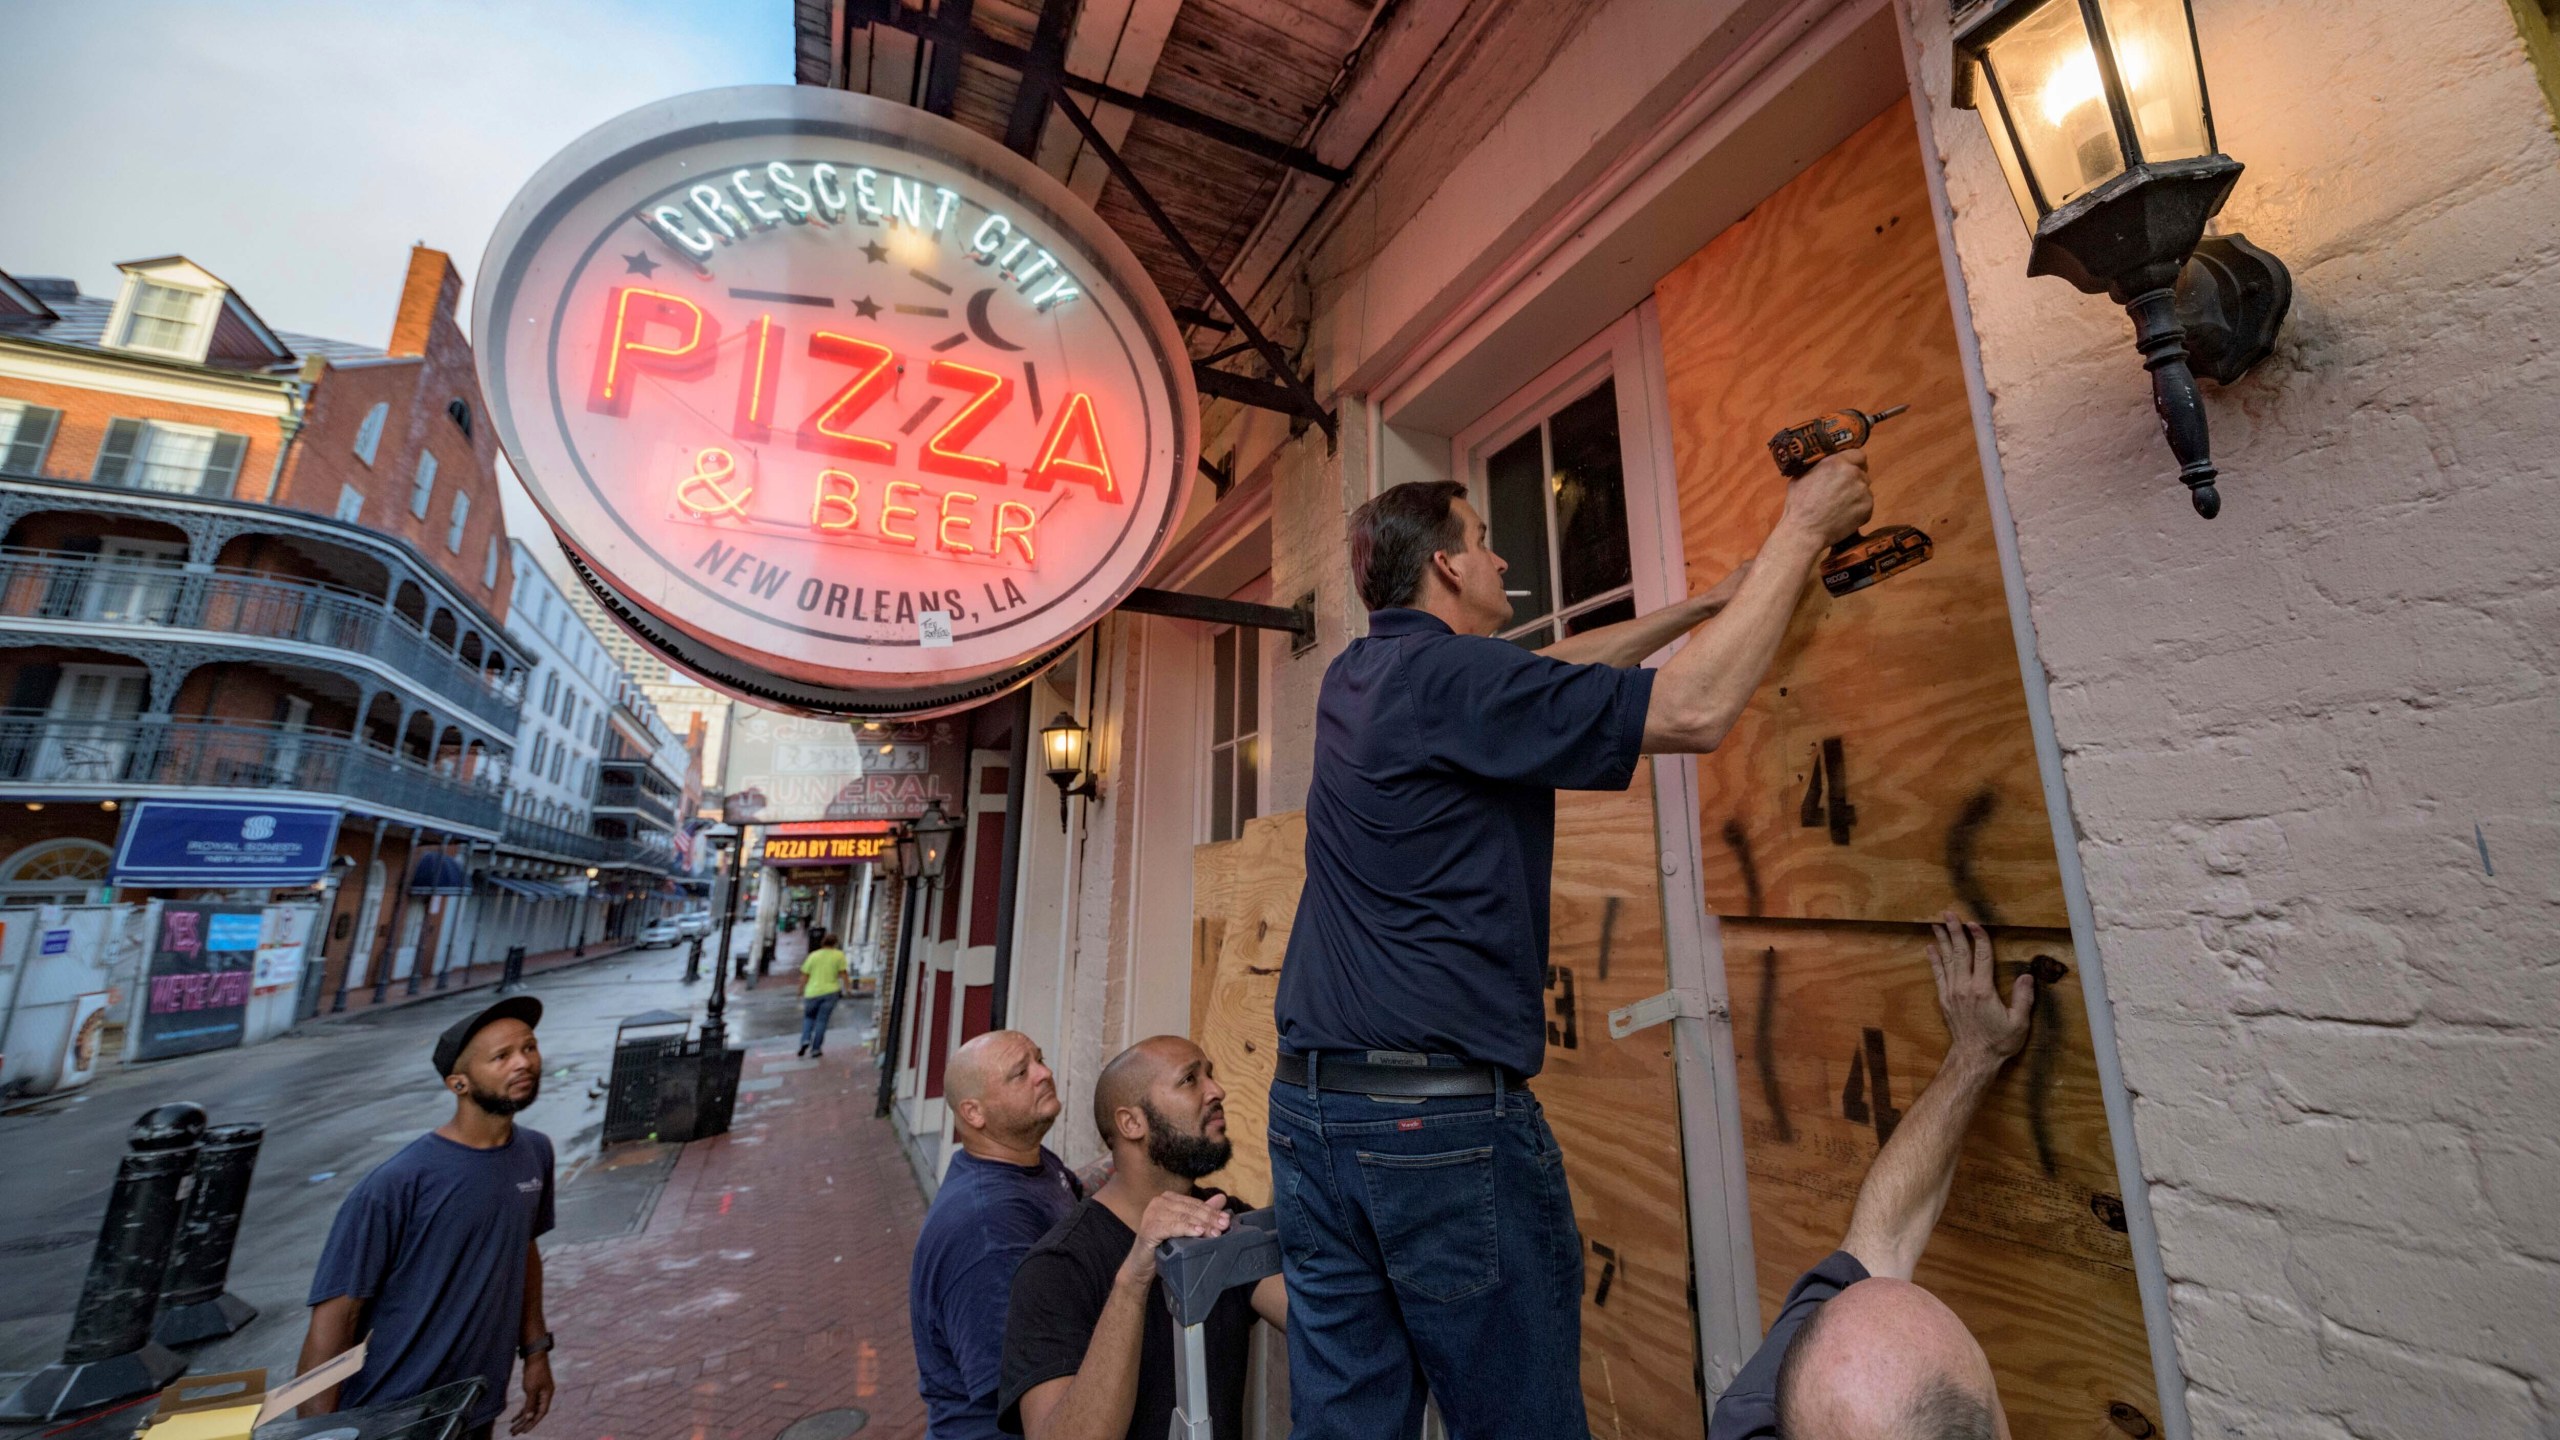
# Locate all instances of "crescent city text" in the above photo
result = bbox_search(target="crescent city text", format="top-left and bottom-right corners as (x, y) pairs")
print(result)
(640, 159), (1082, 313)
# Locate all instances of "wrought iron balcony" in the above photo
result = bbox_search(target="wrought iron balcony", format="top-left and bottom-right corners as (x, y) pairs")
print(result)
(500, 811), (618, 865)
(0, 551), (521, 730)
(593, 772), (677, 829)
(0, 714), (502, 833)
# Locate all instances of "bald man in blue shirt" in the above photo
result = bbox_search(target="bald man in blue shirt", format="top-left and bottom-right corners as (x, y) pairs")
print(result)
(1271, 454), (1872, 1439)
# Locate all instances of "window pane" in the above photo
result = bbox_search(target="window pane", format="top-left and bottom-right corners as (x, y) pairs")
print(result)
(133, 425), (216, 493)
(2094, 0), (2213, 162)
(1211, 628), (1235, 744)
(124, 283), (200, 351)
(1563, 596), (1638, 635)
(1211, 746), (1235, 842)
(1483, 428), (1551, 626)
(1238, 734), (1259, 827)
(1549, 379), (1631, 607)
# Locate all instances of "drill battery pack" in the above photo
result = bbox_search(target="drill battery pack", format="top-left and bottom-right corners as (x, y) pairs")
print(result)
(1819, 524), (1934, 598)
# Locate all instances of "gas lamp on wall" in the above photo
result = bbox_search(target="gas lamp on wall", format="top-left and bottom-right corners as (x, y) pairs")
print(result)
(1951, 0), (2291, 518)
(911, 800), (960, 885)
(1040, 712), (1101, 828)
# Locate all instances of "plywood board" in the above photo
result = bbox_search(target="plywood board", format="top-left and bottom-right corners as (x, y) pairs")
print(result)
(1535, 766), (1705, 1439)
(1192, 810), (1303, 1209)
(1652, 98), (2065, 929)
(1190, 774), (1704, 1439)
(1723, 917), (2159, 1437)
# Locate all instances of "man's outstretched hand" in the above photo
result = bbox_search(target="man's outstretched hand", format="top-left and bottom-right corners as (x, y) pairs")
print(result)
(1927, 910), (2033, 1071)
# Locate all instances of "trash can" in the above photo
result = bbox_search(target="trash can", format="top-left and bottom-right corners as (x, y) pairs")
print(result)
(655, 1040), (744, 1144)
(602, 1011), (689, 1145)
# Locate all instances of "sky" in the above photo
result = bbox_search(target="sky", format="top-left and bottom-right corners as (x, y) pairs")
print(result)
(0, 0), (793, 543)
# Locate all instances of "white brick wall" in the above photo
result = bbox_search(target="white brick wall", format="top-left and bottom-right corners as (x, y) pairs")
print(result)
(1902, 0), (2560, 1430)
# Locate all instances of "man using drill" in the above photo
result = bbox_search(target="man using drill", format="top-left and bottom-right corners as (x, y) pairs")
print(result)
(1270, 449), (1872, 1438)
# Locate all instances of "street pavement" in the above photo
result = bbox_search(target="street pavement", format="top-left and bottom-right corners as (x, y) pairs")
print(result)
(0, 923), (925, 1440)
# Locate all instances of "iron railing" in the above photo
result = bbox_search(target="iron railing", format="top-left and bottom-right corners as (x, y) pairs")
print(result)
(502, 812), (616, 865)
(0, 552), (521, 729)
(0, 715), (502, 832)
(592, 779), (677, 828)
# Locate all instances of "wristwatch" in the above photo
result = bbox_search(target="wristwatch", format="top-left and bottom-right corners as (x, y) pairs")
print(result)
(519, 1334), (554, 1360)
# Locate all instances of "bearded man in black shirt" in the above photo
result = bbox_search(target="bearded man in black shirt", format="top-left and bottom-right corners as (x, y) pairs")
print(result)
(998, 1037), (1286, 1440)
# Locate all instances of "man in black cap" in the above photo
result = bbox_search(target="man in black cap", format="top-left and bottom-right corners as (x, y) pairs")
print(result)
(297, 996), (558, 1439)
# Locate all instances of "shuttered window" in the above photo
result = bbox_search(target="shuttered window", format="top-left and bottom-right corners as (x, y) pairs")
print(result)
(353, 402), (388, 465)
(446, 490), (470, 552)
(0, 401), (62, 476)
(92, 419), (247, 495)
(410, 450), (438, 518)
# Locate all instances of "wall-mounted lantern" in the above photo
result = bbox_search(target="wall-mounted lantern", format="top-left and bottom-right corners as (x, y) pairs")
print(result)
(1952, 0), (2291, 517)
(891, 822), (920, 880)
(1040, 712), (1101, 828)
(911, 800), (960, 884)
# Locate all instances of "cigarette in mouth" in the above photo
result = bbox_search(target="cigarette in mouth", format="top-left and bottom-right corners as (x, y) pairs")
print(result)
(1504, 590), (1532, 597)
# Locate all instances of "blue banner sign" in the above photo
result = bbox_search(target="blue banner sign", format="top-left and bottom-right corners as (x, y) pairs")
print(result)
(112, 801), (342, 886)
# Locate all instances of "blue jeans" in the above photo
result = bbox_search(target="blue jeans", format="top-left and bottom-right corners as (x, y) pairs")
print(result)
(1267, 1065), (1587, 1440)
(799, 993), (839, 1051)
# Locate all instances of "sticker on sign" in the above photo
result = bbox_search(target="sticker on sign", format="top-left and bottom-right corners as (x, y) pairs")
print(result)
(918, 611), (954, 648)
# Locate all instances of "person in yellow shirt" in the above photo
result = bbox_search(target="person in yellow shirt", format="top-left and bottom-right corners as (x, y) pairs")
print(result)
(798, 932), (850, 1058)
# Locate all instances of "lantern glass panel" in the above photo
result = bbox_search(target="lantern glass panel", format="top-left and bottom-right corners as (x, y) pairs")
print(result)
(2094, 0), (2213, 163)
(1983, 0), (2127, 210)
(1972, 58), (2044, 225)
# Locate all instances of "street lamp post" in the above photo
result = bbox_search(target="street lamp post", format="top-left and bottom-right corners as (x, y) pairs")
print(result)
(704, 825), (741, 1047)
(574, 867), (598, 957)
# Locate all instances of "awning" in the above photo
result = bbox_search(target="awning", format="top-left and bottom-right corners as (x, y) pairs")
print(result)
(409, 851), (469, 895)
(489, 876), (571, 901)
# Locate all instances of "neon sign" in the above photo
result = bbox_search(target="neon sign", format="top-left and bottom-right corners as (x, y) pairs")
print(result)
(476, 86), (1196, 716)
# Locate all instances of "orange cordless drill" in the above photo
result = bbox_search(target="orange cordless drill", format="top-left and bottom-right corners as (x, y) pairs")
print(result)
(1766, 404), (1933, 598)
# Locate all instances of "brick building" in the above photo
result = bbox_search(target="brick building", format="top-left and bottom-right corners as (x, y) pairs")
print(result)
(0, 246), (532, 1012)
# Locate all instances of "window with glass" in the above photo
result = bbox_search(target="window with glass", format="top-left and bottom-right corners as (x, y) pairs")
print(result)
(543, 673), (560, 715)
(1475, 376), (1635, 648)
(93, 419), (247, 496)
(118, 281), (207, 354)
(446, 490), (470, 552)
(354, 402), (388, 465)
(1205, 625), (1260, 843)
(0, 400), (63, 476)
(410, 451), (438, 518)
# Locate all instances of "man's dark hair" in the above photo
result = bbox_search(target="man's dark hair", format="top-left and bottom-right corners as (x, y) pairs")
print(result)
(1347, 481), (1467, 611)
(1774, 1303), (1996, 1439)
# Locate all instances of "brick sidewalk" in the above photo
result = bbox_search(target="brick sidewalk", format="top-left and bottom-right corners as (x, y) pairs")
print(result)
(537, 999), (930, 1440)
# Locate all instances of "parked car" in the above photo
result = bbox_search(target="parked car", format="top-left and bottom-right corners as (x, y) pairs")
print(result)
(677, 910), (712, 937)
(638, 919), (685, 948)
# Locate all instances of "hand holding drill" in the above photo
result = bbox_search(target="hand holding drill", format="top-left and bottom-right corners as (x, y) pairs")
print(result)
(1769, 405), (1934, 597)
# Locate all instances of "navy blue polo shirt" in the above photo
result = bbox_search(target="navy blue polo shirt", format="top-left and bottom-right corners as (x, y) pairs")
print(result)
(1276, 608), (1656, 1077)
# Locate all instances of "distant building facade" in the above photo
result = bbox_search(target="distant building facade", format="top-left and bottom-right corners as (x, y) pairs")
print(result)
(0, 247), (529, 1015)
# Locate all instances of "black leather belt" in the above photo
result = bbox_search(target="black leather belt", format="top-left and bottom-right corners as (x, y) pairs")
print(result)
(1276, 1051), (1505, 1097)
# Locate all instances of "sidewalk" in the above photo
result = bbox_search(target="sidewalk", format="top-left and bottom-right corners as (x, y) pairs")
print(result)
(538, 994), (931, 1440)
(312, 939), (644, 1022)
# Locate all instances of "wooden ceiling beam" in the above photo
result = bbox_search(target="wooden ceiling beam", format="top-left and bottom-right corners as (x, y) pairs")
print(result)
(1004, 0), (1079, 156)
(920, 0), (975, 116)
(852, 0), (1347, 181)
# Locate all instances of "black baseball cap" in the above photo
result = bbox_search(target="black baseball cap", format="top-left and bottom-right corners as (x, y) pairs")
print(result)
(431, 996), (543, 1079)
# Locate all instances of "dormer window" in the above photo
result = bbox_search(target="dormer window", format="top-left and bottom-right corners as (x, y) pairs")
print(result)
(119, 280), (209, 355)
(446, 398), (473, 437)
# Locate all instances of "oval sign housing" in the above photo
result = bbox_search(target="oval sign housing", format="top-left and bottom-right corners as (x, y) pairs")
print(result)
(475, 85), (1196, 716)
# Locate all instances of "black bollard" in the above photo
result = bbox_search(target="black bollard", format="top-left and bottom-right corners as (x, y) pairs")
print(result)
(0, 1104), (206, 1422)
(153, 1122), (264, 1345)
(683, 935), (703, 984)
